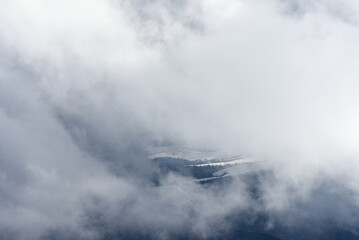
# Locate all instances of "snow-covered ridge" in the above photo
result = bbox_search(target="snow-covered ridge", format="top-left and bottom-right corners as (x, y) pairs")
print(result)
(187, 158), (252, 167)
(149, 148), (253, 166)
(149, 148), (242, 160)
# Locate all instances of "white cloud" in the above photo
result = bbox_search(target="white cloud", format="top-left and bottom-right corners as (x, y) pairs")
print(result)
(1, 0), (359, 239)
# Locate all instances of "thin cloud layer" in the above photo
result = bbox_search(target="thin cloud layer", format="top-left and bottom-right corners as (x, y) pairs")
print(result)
(1, 0), (359, 239)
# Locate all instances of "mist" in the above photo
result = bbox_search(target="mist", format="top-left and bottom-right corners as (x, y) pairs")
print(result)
(1, 0), (359, 239)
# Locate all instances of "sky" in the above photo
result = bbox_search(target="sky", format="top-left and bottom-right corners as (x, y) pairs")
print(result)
(1, 0), (359, 239)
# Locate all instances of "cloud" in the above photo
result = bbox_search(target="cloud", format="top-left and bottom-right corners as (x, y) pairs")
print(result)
(1, 0), (359, 239)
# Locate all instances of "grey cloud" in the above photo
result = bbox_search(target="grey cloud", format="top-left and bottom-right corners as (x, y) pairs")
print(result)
(1, 0), (359, 239)
(278, 0), (359, 25)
